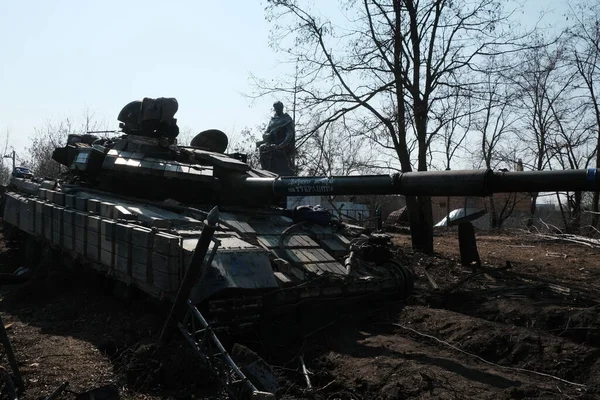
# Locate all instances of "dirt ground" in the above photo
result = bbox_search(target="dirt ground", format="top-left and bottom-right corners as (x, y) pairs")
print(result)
(2, 228), (600, 399)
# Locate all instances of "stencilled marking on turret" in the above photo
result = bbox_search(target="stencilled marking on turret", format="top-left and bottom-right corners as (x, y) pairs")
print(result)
(287, 185), (334, 194)
(285, 177), (335, 194)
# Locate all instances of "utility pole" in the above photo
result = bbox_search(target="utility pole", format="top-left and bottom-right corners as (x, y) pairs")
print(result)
(3, 150), (15, 171)
(292, 58), (299, 123)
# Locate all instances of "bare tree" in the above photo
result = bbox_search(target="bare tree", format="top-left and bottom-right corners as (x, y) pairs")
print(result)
(0, 129), (13, 185)
(176, 127), (196, 147)
(301, 122), (379, 176)
(568, 1), (600, 227)
(229, 127), (263, 169)
(26, 111), (107, 179)
(546, 81), (594, 232)
(435, 84), (472, 172)
(432, 83), (472, 224)
(473, 68), (520, 228)
(260, 0), (526, 253)
(509, 37), (574, 227)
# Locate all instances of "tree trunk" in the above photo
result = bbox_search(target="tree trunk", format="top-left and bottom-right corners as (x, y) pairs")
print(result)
(572, 190), (582, 233)
(556, 192), (569, 232)
(406, 195), (433, 254)
(391, 1), (433, 254)
(526, 193), (538, 228)
(488, 196), (499, 228)
(591, 94), (600, 228)
(593, 192), (599, 229)
(412, 99), (434, 253)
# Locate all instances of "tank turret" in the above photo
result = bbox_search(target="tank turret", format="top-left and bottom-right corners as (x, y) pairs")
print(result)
(51, 130), (600, 206)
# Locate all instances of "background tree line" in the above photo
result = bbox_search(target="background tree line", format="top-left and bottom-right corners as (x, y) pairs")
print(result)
(250, 0), (600, 251)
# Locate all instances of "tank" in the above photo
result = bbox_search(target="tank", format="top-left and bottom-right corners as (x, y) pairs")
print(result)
(3, 98), (600, 327)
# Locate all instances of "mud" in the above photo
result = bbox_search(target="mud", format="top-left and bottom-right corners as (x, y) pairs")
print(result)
(1, 229), (600, 399)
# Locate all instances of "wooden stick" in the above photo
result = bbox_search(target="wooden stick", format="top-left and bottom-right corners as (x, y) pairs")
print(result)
(299, 355), (312, 390)
(423, 269), (439, 290)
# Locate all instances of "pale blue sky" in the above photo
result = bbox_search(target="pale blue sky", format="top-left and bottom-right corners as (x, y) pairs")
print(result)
(0, 0), (569, 162)
(0, 0), (286, 154)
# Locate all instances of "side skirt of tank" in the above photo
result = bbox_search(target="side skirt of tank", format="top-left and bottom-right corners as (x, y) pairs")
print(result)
(2, 189), (415, 331)
(1, 190), (188, 303)
(1, 219), (169, 302)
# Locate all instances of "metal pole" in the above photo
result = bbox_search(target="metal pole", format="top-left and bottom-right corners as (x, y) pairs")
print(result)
(11, 150), (15, 171)
(159, 206), (219, 344)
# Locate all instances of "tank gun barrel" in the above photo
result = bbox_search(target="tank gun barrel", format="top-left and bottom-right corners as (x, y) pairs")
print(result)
(240, 169), (600, 197)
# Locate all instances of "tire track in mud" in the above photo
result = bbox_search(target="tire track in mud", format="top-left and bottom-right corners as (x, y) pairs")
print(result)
(428, 291), (600, 348)
(414, 266), (600, 346)
(303, 306), (599, 400)
(398, 307), (600, 385)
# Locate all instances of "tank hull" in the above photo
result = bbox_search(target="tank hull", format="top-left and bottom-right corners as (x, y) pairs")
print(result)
(2, 177), (413, 326)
